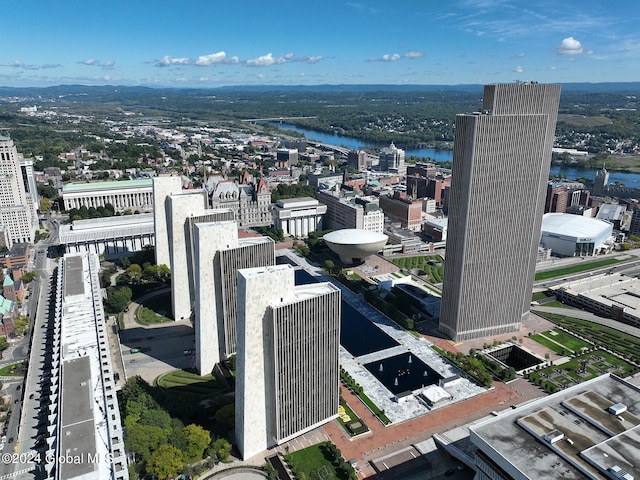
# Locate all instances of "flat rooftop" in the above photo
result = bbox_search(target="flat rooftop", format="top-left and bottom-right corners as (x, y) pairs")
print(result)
(60, 356), (97, 479)
(552, 272), (640, 319)
(471, 374), (640, 480)
(62, 178), (153, 193)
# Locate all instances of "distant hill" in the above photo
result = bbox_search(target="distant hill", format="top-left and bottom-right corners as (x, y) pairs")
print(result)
(1, 82), (640, 97)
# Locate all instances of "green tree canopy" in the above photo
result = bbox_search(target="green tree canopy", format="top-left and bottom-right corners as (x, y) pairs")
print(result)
(126, 264), (142, 283)
(106, 286), (132, 312)
(211, 438), (232, 462)
(145, 444), (184, 479)
(182, 424), (211, 461)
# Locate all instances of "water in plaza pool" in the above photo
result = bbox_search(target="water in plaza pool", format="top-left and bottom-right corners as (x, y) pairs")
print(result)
(292, 267), (399, 357)
(365, 354), (443, 395)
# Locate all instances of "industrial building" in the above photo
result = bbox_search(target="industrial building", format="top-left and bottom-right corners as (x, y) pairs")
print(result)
(235, 264), (341, 460)
(540, 213), (614, 257)
(470, 373), (640, 480)
(440, 83), (561, 341)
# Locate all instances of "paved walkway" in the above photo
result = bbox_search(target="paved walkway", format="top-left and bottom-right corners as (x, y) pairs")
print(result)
(122, 286), (171, 330)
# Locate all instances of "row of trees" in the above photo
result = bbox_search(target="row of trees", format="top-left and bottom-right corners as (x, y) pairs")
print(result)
(120, 377), (223, 479)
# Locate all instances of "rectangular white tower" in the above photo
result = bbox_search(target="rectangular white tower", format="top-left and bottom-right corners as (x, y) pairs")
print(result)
(236, 264), (340, 460)
(193, 221), (274, 375)
(167, 190), (208, 320)
(152, 175), (183, 267)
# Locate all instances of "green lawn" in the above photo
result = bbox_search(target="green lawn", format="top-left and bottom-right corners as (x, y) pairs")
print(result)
(286, 443), (354, 480)
(135, 293), (173, 324)
(157, 369), (223, 396)
(391, 255), (444, 284)
(0, 361), (27, 377)
(529, 350), (636, 393)
(532, 292), (550, 302)
(537, 312), (640, 364)
(534, 258), (622, 281)
(530, 334), (569, 354)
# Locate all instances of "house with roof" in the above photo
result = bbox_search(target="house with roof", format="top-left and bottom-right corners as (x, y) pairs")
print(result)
(3, 271), (24, 302)
(0, 294), (17, 337)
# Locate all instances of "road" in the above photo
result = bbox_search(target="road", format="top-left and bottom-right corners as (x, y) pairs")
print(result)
(0, 218), (59, 479)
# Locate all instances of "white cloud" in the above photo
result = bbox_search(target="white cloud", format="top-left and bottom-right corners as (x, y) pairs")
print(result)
(1, 60), (60, 70)
(557, 37), (584, 55)
(194, 52), (227, 66)
(404, 51), (425, 59)
(245, 53), (286, 67)
(294, 55), (324, 64)
(257, 73), (266, 79)
(382, 53), (401, 62)
(101, 60), (115, 69)
(515, 65), (524, 73)
(80, 58), (98, 66)
(157, 55), (191, 66)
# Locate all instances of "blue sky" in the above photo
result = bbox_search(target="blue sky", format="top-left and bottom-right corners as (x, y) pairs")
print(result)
(1, 0), (638, 88)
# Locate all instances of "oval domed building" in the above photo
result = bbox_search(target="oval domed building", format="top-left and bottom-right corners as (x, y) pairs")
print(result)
(324, 229), (388, 265)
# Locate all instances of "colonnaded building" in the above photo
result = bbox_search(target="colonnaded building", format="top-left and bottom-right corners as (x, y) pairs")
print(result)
(235, 264), (341, 460)
(440, 83), (561, 341)
(58, 214), (154, 258)
(62, 178), (154, 213)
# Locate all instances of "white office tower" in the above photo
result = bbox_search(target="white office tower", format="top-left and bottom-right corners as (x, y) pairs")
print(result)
(193, 220), (275, 375)
(235, 264), (341, 460)
(166, 190), (209, 320)
(152, 175), (183, 267)
(440, 83), (561, 341)
(0, 135), (38, 244)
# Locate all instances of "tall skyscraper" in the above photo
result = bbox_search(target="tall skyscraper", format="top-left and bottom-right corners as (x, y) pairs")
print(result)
(0, 135), (38, 245)
(235, 264), (341, 460)
(193, 220), (274, 374)
(594, 165), (609, 196)
(440, 83), (561, 341)
(152, 175), (183, 267)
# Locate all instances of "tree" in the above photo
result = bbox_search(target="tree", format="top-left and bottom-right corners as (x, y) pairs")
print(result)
(145, 444), (184, 479)
(0, 337), (8, 351)
(13, 316), (29, 336)
(182, 424), (211, 461)
(126, 264), (142, 283)
(106, 286), (132, 312)
(324, 260), (336, 274)
(39, 198), (51, 212)
(124, 422), (169, 462)
(21, 271), (37, 283)
(214, 403), (235, 434)
(211, 438), (232, 462)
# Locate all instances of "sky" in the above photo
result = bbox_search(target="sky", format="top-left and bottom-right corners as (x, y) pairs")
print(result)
(1, 0), (639, 88)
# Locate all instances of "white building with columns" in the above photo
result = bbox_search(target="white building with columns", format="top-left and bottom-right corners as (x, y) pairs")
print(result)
(272, 197), (326, 238)
(62, 178), (153, 213)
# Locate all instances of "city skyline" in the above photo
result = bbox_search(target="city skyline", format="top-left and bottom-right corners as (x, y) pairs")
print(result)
(2, 1), (638, 88)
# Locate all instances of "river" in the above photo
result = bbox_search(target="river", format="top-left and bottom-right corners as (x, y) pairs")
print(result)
(273, 122), (640, 187)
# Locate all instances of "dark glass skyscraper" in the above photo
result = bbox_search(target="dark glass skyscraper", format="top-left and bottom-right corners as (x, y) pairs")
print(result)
(440, 83), (561, 341)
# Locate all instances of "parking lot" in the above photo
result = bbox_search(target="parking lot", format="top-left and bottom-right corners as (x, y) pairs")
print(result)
(119, 319), (197, 383)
